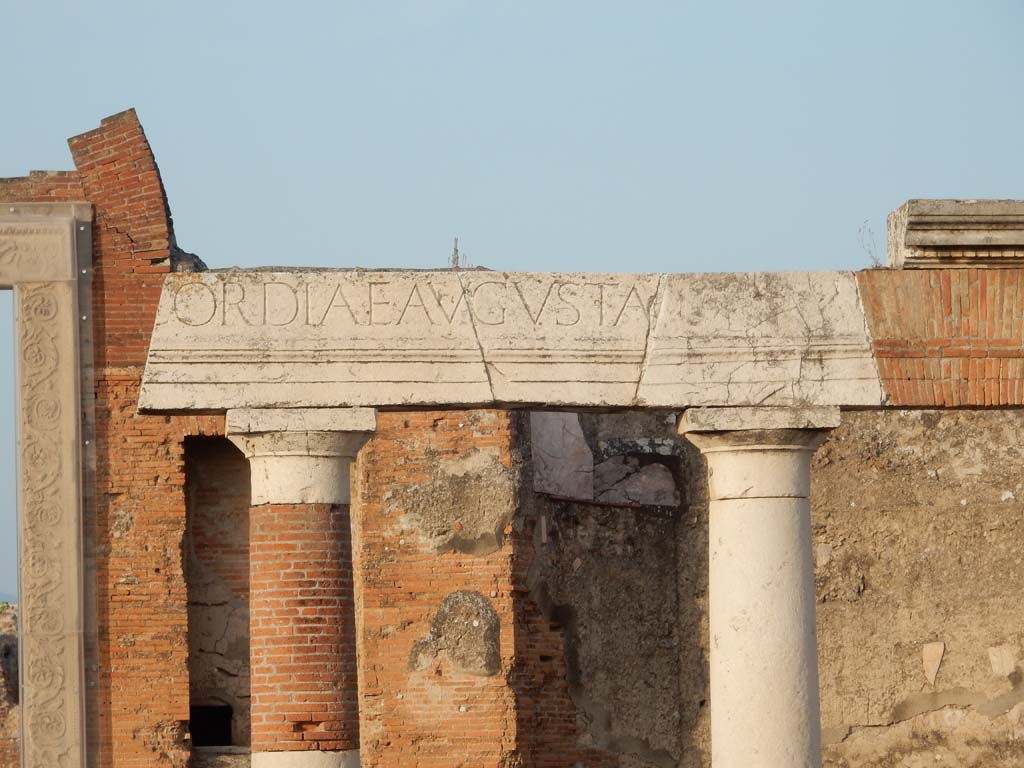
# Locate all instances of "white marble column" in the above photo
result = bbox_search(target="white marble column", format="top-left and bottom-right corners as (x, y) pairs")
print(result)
(679, 406), (839, 768)
(226, 407), (376, 768)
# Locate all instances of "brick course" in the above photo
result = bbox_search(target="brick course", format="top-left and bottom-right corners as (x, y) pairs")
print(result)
(859, 268), (1024, 406)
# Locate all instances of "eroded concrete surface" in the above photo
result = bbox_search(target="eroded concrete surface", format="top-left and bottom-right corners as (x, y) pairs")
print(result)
(409, 590), (502, 676)
(525, 410), (698, 768)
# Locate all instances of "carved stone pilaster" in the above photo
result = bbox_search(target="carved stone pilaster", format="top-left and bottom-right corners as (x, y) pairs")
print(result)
(1, 203), (93, 768)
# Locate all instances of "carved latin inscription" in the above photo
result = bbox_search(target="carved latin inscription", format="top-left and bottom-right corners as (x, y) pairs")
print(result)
(169, 275), (657, 329)
(140, 270), (884, 410)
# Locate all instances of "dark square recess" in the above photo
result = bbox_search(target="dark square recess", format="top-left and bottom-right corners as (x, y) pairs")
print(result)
(190, 704), (233, 747)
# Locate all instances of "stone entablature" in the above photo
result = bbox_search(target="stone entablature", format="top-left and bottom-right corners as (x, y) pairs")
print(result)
(140, 269), (881, 410)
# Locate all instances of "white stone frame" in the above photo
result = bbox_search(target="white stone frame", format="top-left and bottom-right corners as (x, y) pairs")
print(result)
(1, 203), (92, 768)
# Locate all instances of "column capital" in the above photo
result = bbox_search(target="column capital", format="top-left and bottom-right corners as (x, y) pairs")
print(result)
(679, 406), (838, 501)
(678, 405), (840, 435)
(226, 407), (376, 505)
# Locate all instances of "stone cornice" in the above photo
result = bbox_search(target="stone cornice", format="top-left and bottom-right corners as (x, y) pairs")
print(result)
(889, 199), (1024, 268)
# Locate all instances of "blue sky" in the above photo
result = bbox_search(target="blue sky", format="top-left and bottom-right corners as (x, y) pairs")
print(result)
(2, 1), (1024, 595)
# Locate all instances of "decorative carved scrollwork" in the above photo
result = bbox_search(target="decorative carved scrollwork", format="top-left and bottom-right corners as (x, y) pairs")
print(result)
(19, 283), (77, 767)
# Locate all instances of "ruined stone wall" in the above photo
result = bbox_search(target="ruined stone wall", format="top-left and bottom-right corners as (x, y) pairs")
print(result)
(70, 111), (223, 768)
(0, 605), (18, 768)
(520, 411), (707, 768)
(184, 438), (251, 747)
(9, 110), (1024, 768)
(514, 408), (1024, 767)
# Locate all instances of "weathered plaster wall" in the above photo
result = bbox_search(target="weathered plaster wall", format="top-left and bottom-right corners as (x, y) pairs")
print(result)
(0, 605), (18, 768)
(184, 437), (251, 747)
(814, 410), (1024, 767)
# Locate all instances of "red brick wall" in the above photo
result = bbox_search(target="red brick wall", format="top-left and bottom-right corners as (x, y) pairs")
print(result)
(0, 736), (15, 767)
(859, 268), (1024, 406)
(352, 411), (521, 766)
(68, 110), (178, 369)
(72, 111), (223, 767)
(185, 439), (251, 601)
(1, 109), (223, 766)
(353, 411), (626, 766)
(0, 169), (83, 201)
(249, 502), (359, 755)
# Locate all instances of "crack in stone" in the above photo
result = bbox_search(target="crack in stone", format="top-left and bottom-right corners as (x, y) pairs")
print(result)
(456, 271), (496, 402)
(632, 274), (665, 406)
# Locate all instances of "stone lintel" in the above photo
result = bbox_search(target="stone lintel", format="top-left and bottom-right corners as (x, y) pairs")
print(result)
(888, 199), (1024, 268)
(140, 270), (884, 411)
(226, 407), (377, 435)
(678, 406), (841, 435)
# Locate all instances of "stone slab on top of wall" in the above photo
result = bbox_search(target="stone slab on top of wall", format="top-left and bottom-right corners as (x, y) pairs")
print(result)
(139, 269), (882, 411)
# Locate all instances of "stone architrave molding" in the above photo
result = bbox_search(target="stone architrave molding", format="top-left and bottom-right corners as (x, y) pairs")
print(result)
(140, 270), (883, 411)
(0, 204), (92, 768)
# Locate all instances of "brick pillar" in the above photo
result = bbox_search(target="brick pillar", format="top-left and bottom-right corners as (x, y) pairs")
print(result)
(227, 408), (376, 768)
